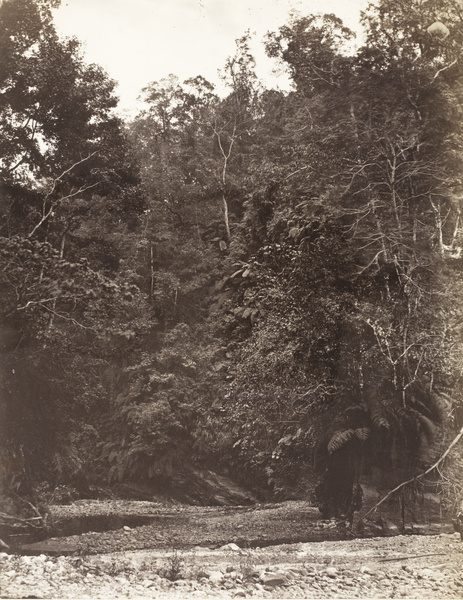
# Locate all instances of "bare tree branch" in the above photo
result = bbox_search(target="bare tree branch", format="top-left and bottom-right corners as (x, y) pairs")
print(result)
(363, 425), (463, 522)
(431, 60), (458, 83)
(28, 180), (101, 239)
(41, 304), (91, 330)
(28, 152), (100, 238)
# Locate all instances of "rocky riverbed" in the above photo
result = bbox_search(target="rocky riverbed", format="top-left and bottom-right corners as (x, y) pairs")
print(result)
(1, 499), (462, 598)
(1, 532), (462, 598)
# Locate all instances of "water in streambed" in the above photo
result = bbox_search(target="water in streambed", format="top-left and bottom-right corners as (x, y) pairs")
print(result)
(3, 514), (176, 551)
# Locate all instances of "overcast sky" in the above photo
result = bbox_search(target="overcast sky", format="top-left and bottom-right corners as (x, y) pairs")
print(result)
(52, 0), (370, 115)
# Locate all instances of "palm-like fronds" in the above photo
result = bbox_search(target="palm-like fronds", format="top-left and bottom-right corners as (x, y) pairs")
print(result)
(328, 429), (355, 454)
(355, 427), (371, 442)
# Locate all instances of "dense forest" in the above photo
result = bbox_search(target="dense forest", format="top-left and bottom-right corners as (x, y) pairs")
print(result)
(1, 0), (463, 523)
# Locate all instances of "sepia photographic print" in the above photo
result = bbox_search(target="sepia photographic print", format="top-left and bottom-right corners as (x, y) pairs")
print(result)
(0, 0), (463, 598)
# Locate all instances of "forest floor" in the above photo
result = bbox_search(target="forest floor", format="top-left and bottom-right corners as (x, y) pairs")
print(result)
(1, 500), (462, 598)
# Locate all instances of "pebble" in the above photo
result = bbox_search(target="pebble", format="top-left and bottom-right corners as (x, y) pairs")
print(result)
(360, 566), (371, 574)
(4, 570), (17, 577)
(325, 567), (337, 578)
(207, 570), (224, 583)
(261, 572), (287, 587)
(220, 543), (241, 552)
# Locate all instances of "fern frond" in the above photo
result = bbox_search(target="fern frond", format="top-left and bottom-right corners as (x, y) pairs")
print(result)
(370, 404), (389, 429)
(355, 427), (371, 442)
(377, 416), (390, 429)
(365, 390), (390, 429)
(328, 429), (355, 454)
(409, 394), (432, 418)
(343, 404), (368, 423)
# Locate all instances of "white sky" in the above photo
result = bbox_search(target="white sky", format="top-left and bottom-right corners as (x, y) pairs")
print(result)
(52, 0), (370, 116)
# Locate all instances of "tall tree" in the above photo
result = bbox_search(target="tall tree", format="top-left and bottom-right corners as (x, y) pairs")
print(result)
(0, 0), (148, 494)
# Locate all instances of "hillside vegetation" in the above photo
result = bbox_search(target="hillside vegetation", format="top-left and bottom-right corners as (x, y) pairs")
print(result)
(1, 0), (463, 527)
